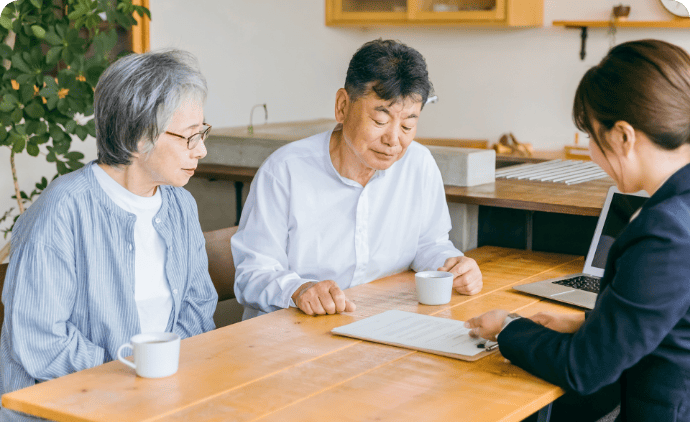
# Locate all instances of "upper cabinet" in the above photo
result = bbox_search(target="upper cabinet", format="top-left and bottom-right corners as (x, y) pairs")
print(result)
(326, 0), (542, 27)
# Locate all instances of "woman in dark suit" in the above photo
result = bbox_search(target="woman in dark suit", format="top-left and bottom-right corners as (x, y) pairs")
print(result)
(466, 39), (690, 422)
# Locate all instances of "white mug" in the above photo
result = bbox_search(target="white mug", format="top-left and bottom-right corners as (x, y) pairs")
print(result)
(117, 332), (180, 378)
(415, 271), (453, 305)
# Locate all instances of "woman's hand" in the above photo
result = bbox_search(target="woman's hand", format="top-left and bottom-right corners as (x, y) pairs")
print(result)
(529, 312), (585, 333)
(464, 309), (509, 342)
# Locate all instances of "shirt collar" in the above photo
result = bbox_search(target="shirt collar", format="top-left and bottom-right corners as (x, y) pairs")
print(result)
(645, 162), (690, 209)
(324, 125), (387, 188)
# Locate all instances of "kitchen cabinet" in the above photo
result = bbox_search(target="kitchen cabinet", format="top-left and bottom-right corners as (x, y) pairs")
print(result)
(326, 0), (542, 27)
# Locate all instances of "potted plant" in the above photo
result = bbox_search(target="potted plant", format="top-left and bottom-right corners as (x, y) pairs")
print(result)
(0, 0), (150, 262)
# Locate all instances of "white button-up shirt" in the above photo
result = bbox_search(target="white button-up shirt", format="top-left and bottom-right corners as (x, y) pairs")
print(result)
(232, 129), (462, 319)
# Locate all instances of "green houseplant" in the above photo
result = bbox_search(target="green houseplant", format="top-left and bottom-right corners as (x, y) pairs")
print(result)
(0, 0), (150, 261)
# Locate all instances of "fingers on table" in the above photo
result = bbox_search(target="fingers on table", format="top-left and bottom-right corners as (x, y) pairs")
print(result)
(300, 281), (353, 316)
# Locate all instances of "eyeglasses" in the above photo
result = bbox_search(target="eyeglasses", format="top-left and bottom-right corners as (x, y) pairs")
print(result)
(165, 123), (212, 150)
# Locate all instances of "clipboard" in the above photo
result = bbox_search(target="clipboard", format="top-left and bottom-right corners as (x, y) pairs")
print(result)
(331, 310), (499, 362)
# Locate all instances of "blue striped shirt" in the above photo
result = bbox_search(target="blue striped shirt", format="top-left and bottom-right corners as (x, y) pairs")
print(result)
(0, 162), (217, 421)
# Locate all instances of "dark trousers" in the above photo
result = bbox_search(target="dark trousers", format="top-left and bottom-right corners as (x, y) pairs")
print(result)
(522, 382), (621, 422)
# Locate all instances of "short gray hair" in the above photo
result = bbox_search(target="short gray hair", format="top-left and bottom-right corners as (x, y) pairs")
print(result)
(94, 49), (208, 166)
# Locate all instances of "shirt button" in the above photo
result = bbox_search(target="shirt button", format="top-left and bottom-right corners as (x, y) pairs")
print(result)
(128, 244), (133, 251)
(168, 246), (172, 251)
(172, 289), (179, 295)
(155, 218), (161, 224)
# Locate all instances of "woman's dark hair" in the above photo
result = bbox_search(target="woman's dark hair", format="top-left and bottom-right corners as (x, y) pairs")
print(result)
(344, 39), (433, 107)
(573, 39), (690, 152)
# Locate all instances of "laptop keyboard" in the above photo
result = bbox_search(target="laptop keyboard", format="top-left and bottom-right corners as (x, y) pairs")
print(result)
(554, 276), (601, 294)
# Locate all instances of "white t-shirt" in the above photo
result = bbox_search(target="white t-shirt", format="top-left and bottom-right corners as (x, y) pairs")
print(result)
(92, 164), (173, 333)
(232, 129), (462, 320)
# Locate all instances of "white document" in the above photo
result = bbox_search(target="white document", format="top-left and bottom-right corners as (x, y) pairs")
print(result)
(332, 310), (496, 359)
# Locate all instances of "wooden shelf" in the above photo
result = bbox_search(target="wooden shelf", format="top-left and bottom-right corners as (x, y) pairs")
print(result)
(553, 18), (690, 60)
(553, 19), (690, 28)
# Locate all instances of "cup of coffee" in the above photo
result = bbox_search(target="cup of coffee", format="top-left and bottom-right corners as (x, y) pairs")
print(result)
(415, 271), (453, 305)
(117, 332), (180, 378)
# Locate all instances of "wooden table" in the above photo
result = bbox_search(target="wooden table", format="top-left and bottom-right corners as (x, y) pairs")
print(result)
(3, 247), (585, 422)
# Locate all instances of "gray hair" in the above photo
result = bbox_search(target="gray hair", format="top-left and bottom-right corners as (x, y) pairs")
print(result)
(94, 49), (208, 166)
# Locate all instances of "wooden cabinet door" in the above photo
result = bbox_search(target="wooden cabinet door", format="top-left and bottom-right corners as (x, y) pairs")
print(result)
(327, 0), (408, 25)
(408, 0), (506, 22)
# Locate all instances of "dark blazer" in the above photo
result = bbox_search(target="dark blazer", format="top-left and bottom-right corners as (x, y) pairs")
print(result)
(498, 164), (690, 422)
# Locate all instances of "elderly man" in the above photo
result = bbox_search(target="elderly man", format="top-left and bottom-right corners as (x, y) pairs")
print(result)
(232, 39), (482, 320)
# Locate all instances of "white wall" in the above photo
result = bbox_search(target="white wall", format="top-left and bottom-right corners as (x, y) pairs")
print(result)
(2, 0), (690, 236)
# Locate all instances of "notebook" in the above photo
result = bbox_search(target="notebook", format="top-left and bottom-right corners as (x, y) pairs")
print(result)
(513, 186), (648, 309)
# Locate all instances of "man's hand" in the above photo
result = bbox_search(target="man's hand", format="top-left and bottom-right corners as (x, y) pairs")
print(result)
(439, 256), (482, 295)
(291, 280), (356, 316)
(529, 312), (584, 333)
(464, 309), (509, 342)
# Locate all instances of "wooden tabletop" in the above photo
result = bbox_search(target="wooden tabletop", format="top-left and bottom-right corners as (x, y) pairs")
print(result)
(195, 163), (614, 216)
(444, 176), (614, 216)
(3, 247), (585, 422)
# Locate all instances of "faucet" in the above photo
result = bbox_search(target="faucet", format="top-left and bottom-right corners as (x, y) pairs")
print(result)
(248, 103), (268, 134)
(425, 95), (438, 105)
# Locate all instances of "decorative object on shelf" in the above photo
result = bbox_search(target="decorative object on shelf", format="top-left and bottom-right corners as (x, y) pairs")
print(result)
(607, 5), (631, 51)
(432, 3), (458, 12)
(660, 0), (690, 17)
(0, 0), (150, 262)
(613, 4), (631, 20)
(247, 103), (267, 134)
(564, 133), (590, 160)
(493, 133), (533, 157)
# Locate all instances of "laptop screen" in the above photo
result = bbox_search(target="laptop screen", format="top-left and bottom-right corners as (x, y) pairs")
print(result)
(590, 192), (648, 269)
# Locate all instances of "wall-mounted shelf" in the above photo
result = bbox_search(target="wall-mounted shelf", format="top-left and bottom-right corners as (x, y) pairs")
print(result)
(553, 19), (690, 28)
(553, 19), (690, 60)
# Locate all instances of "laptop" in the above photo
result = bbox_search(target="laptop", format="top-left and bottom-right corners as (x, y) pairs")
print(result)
(513, 186), (648, 309)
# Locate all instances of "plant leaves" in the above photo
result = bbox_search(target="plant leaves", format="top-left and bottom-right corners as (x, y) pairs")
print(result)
(11, 54), (32, 73)
(0, 17), (11, 31)
(64, 151), (84, 161)
(10, 107), (23, 123)
(0, 44), (12, 59)
(31, 134), (49, 144)
(12, 136), (25, 153)
(30, 25), (45, 39)
(75, 125), (87, 140)
(44, 30), (62, 46)
(56, 160), (68, 175)
(26, 142), (39, 156)
(25, 101), (44, 119)
(46, 46), (62, 65)
(30, 0), (42, 8)
(46, 95), (58, 110)
(0, 100), (15, 112)
(64, 119), (76, 133)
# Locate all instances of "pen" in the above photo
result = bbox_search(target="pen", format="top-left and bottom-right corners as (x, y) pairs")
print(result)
(485, 342), (499, 351)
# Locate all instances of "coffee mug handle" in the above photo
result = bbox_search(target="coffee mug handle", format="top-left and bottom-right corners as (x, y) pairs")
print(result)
(117, 343), (136, 370)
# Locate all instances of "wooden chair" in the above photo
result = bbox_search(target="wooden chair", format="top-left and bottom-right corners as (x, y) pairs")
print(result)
(203, 226), (238, 302)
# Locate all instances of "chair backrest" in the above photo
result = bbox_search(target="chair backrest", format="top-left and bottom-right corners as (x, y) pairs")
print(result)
(203, 226), (238, 302)
(0, 263), (7, 329)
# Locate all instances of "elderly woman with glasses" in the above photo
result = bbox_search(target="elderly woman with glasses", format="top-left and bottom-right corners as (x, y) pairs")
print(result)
(1, 49), (217, 420)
